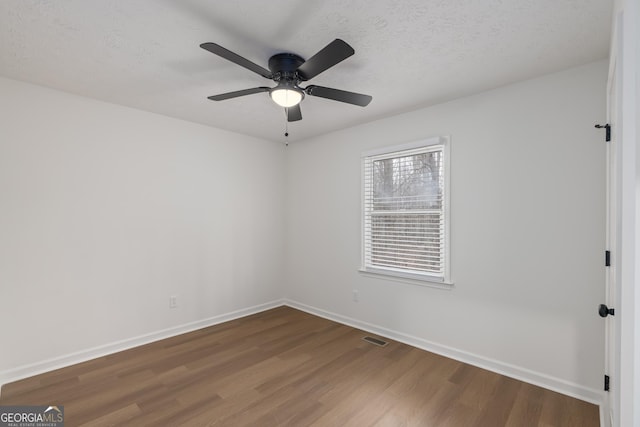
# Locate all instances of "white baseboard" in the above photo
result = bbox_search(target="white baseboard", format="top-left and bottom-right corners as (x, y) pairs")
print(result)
(0, 299), (284, 394)
(284, 299), (604, 406)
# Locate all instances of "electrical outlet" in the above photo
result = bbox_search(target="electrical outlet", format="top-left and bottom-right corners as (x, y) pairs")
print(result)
(352, 290), (359, 302)
(169, 295), (178, 309)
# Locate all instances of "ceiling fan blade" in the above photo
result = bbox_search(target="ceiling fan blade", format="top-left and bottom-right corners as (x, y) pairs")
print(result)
(305, 85), (372, 107)
(287, 104), (302, 122)
(297, 39), (354, 81)
(200, 43), (272, 79)
(207, 87), (270, 101)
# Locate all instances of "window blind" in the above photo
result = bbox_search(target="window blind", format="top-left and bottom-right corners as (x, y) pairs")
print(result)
(363, 144), (446, 279)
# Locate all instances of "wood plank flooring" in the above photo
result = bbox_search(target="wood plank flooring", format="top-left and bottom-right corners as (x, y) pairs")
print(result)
(0, 306), (599, 426)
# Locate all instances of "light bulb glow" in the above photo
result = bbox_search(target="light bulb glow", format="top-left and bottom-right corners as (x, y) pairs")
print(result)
(270, 88), (303, 107)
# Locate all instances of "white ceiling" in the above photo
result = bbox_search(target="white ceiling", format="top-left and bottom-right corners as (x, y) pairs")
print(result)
(0, 0), (611, 143)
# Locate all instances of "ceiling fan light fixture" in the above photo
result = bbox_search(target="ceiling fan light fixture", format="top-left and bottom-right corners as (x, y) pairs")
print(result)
(270, 87), (303, 108)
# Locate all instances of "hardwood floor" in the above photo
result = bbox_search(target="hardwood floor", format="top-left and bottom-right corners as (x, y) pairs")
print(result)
(0, 306), (599, 426)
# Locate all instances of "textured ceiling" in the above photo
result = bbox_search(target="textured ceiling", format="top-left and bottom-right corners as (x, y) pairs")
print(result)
(0, 0), (611, 143)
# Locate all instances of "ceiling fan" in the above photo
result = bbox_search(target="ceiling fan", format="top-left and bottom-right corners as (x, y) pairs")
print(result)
(200, 39), (372, 122)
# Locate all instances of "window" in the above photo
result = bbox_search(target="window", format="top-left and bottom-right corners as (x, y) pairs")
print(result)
(362, 137), (450, 284)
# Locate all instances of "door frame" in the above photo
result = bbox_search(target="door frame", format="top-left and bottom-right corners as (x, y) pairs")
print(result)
(608, 1), (640, 426)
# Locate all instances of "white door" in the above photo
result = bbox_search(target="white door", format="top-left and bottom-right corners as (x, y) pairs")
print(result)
(603, 12), (622, 427)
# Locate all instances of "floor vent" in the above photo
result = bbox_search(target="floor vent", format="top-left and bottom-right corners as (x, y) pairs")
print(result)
(362, 336), (388, 347)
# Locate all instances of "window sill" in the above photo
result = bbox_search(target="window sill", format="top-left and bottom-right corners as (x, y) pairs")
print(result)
(358, 268), (454, 290)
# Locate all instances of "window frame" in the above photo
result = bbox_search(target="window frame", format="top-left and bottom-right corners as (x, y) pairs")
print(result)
(360, 136), (451, 287)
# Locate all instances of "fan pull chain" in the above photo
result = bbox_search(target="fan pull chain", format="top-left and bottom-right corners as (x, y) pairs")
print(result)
(284, 108), (289, 146)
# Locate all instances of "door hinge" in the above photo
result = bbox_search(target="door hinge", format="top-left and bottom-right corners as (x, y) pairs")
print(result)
(605, 250), (611, 267)
(595, 124), (611, 142)
(604, 374), (610, 392)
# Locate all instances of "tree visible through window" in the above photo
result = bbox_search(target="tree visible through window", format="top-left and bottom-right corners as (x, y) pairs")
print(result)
(363, 139), (448, 282)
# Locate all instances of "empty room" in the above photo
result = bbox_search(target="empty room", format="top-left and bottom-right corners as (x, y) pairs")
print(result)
(1, 1), (639, 426)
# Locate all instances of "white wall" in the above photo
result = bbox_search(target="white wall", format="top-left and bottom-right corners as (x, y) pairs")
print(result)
(285, 61), (608, 401)
(0, 77), (285, 383)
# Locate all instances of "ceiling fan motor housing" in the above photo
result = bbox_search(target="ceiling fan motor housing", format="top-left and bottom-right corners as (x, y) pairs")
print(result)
(268, 53), (305, 76)
(269, 53), (306, 96)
